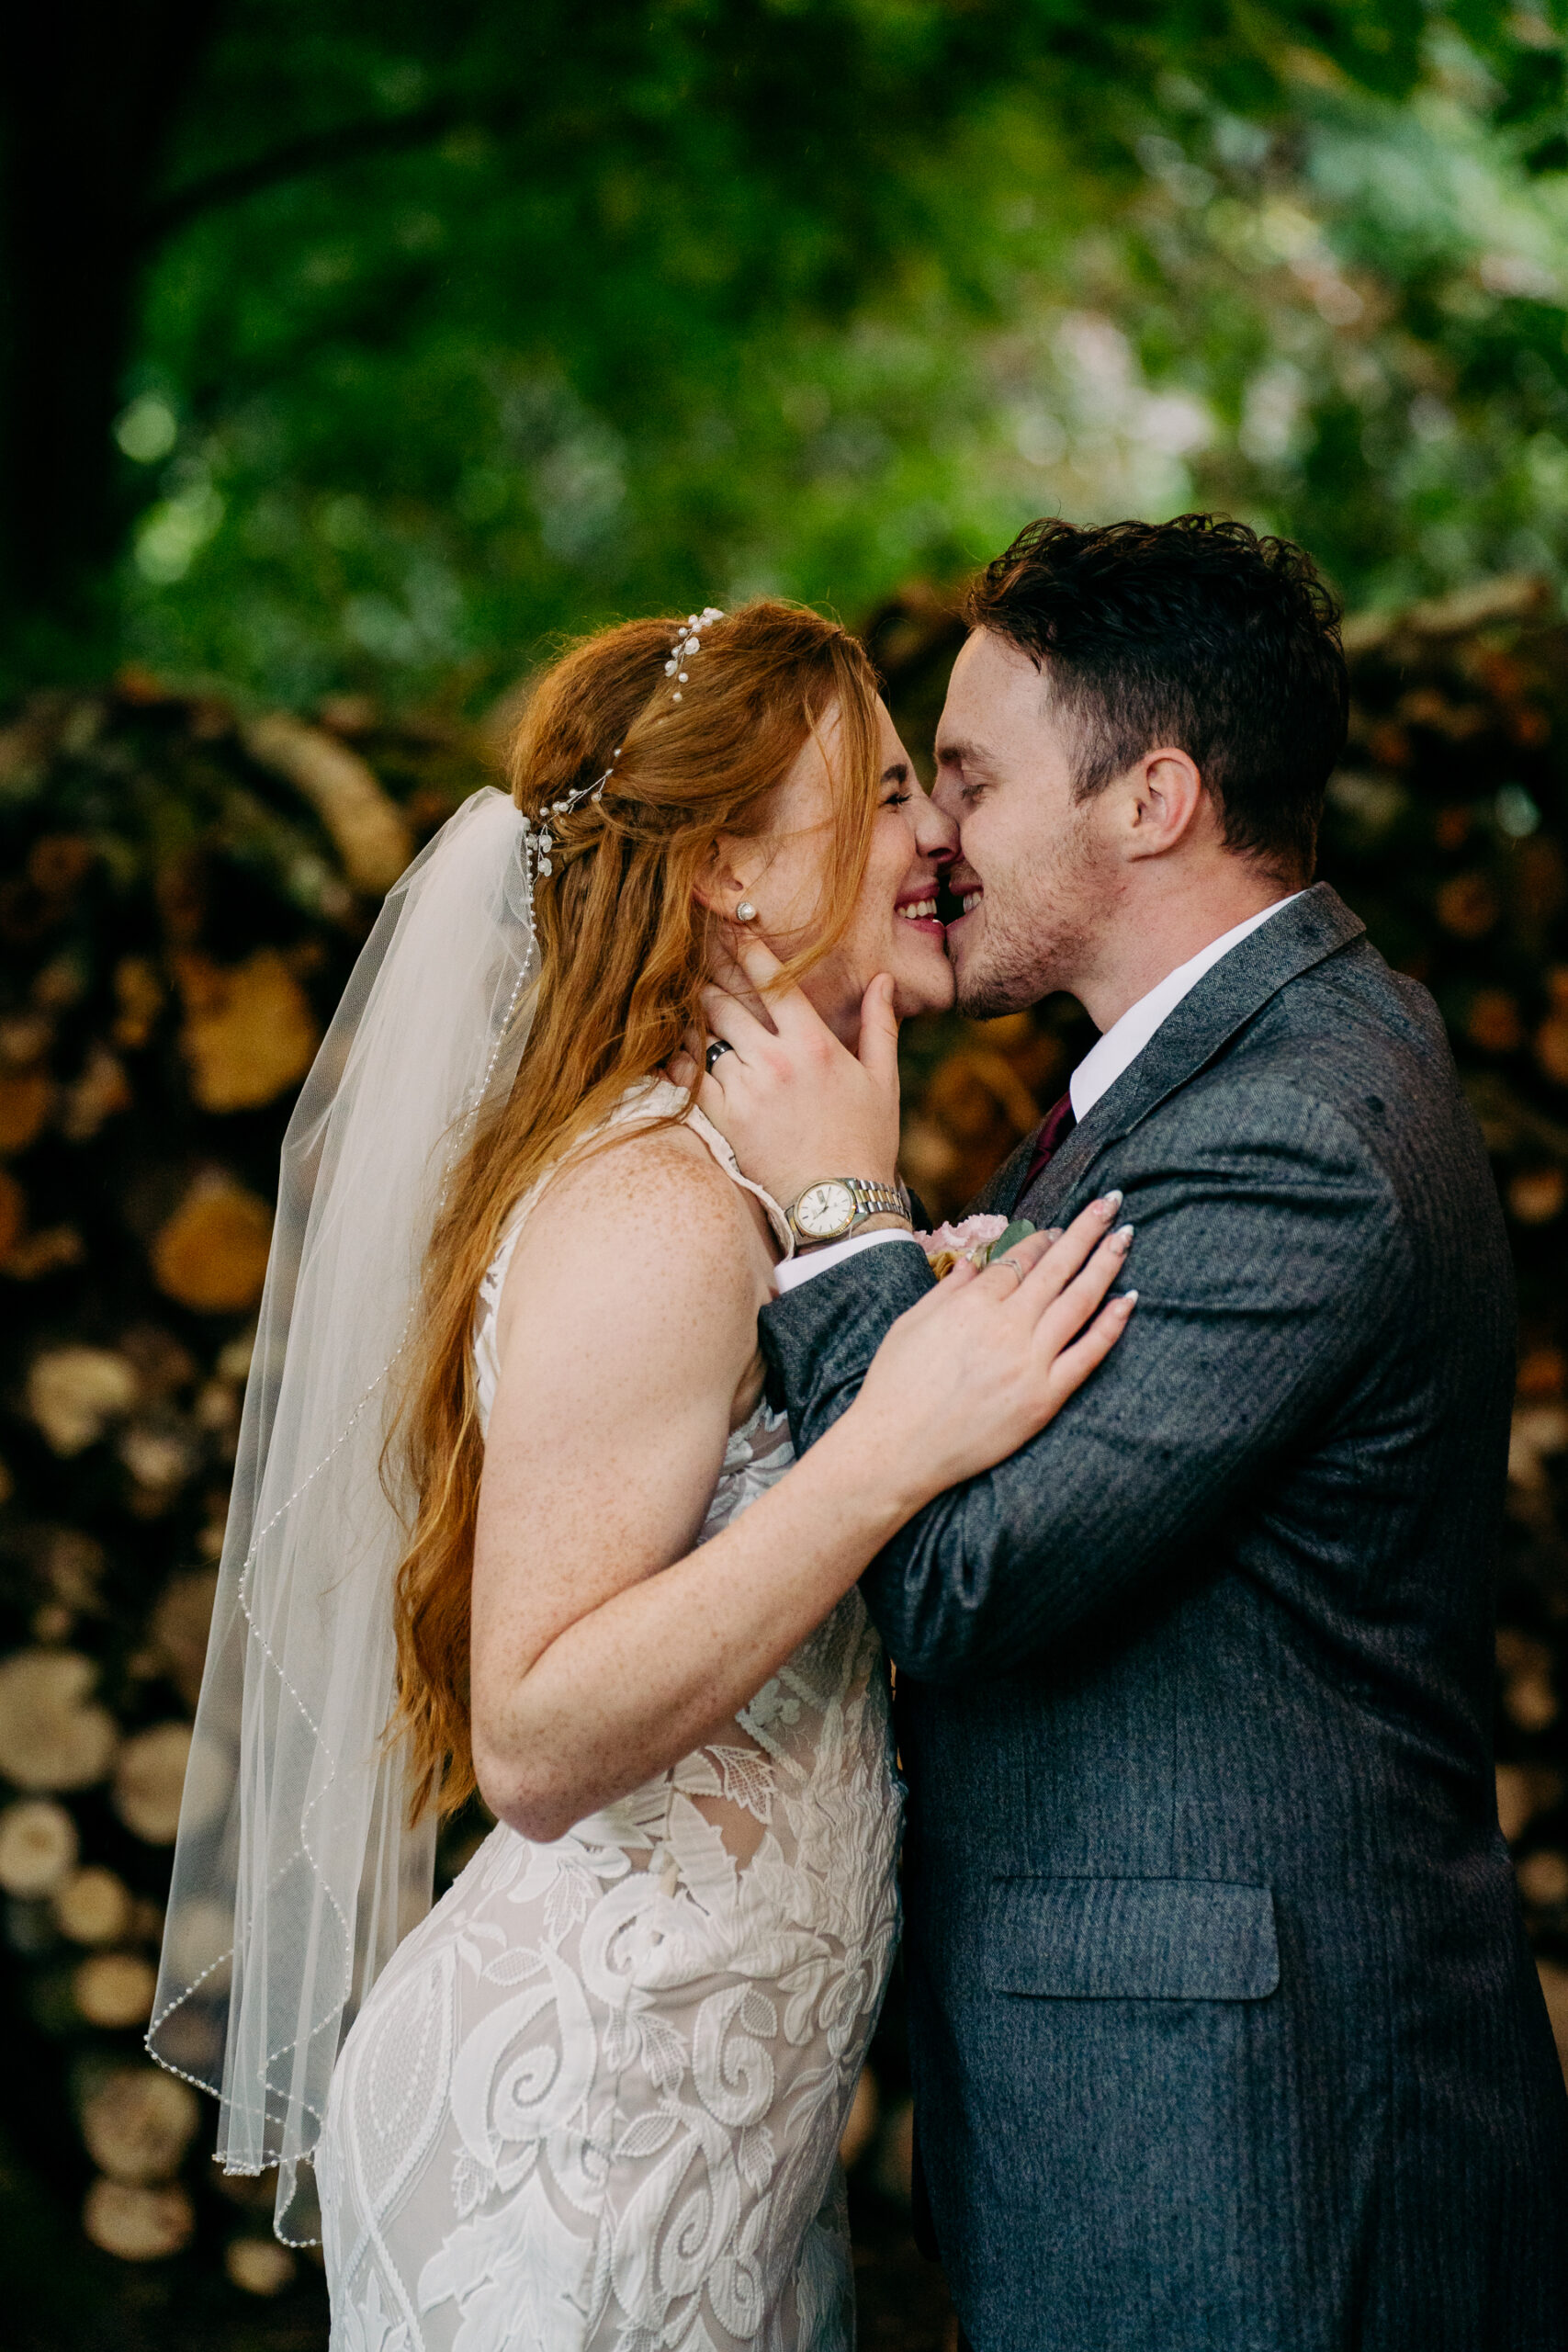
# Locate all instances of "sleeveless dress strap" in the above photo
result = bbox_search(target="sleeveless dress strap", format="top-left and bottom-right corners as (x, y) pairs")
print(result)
(682, 1100), (794, 1258)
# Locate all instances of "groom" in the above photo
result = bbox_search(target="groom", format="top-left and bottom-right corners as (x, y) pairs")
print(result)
(702, 517), (1568, 2348)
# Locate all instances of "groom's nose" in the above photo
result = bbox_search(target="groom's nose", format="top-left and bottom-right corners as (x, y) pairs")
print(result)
(918, 802), (960, 862)
(931, 767), (964, 826)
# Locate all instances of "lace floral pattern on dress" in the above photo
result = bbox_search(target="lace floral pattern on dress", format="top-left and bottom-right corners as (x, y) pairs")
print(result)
(316, 1092), (902, 2352)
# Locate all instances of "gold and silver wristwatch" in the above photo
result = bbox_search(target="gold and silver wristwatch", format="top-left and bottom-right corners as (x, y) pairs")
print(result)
(785, 1178), (910, 1247)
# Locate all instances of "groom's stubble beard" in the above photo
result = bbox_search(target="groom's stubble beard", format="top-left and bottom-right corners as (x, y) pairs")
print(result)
(953, 793), (1114, 1020)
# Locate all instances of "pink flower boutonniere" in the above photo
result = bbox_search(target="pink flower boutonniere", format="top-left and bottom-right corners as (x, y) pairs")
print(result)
(916, 1214), (1023, 1280)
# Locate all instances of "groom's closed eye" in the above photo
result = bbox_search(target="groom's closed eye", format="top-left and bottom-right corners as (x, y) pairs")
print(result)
(934, 740), (995, 800)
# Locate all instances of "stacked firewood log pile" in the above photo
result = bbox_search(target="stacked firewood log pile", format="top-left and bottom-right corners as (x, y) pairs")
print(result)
(0, 678), (480, 2348)
(1, 583), (1566, 2345)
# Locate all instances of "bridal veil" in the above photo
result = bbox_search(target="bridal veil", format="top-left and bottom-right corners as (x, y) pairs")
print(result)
(148, 787), (537, 2241)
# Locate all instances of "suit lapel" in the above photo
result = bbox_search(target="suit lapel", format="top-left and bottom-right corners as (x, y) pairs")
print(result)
(998, 883), (1367, 1223)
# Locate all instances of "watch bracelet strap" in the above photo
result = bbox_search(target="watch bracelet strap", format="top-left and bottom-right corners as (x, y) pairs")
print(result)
(844, 1178), (909, 1222)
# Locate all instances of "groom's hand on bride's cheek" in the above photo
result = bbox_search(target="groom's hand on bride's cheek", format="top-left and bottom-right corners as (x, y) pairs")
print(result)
(685, 935), (903, 1204)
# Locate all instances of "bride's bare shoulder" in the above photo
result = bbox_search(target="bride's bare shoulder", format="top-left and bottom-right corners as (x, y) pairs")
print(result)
(507, 1115), (767, 1315)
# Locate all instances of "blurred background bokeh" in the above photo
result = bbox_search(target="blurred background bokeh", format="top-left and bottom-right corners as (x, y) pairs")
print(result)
(5, 3), (1568, 2346)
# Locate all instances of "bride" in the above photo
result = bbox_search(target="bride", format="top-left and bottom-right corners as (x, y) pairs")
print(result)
(149, 600), (1133, 2351)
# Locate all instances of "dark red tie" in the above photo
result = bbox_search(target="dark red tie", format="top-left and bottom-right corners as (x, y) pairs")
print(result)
(1022, 1088), (1077, 1193)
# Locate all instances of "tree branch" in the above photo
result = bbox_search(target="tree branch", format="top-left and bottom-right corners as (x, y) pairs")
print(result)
(140, 95), (525, 249)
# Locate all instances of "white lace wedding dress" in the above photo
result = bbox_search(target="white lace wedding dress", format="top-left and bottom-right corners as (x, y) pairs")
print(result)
(316, 1085), (903, 2352)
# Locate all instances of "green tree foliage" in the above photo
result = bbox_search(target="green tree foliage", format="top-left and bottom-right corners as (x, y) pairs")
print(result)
(6, 0), (1563, 704)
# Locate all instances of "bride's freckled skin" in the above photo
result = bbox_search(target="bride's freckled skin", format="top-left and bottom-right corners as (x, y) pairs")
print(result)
(708, 699), (958, 1036)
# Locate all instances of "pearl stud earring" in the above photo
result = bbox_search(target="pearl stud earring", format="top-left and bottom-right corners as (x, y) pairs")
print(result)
(736, 900), (758, 922)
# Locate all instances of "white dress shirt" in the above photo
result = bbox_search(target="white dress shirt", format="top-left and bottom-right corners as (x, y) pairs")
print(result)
(1067, 893), (1300, 1121)
(774, 894), (1301, 1293)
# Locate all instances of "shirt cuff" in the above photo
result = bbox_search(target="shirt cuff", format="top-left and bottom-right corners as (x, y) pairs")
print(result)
(773, 1228), (922, 1292)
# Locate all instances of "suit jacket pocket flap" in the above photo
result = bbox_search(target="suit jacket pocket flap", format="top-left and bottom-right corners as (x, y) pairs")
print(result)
(985, 1875), (1279, 2001)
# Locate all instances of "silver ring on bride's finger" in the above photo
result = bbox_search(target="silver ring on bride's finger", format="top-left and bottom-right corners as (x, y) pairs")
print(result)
(705, 1038), (735, 1074)
(995, 1255), (1024, 1291)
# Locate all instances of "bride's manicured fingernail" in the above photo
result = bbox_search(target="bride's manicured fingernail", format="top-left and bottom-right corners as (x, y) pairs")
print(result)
(1098, 1189), (1123, 1217)
(1112, 1223), (1134, 1248)
(1121, 1289), (1138, 1307)
(1043, 1227), (1064, 1243)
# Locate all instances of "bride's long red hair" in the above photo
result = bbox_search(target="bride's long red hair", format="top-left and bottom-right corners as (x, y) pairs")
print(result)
(390, 601), (884, 1817)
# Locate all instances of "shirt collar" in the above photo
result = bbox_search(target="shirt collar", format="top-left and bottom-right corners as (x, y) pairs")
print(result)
(1068, 894), (1303, 1123)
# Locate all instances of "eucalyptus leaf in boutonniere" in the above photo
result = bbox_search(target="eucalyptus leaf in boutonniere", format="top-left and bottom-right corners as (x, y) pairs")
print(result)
(916, 1215), (1036, 1280)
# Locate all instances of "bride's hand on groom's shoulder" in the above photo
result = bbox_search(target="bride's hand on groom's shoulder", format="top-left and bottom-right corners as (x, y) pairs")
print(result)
(849, 1203), (1137, 1511)
(675, 935), (902, 1206)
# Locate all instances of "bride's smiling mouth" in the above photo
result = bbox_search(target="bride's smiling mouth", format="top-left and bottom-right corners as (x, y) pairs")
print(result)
(895, 886), (946, 940)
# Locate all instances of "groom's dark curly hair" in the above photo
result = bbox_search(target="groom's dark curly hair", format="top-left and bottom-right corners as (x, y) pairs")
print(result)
(966, 514), (1348, 884)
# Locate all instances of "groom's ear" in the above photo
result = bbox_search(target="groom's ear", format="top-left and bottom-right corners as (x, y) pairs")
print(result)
(1122, 747), (1204, 862)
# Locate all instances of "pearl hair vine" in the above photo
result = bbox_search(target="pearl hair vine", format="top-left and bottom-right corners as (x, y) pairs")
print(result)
(663, 607), (725, 704)
(518, 606), (726, 909)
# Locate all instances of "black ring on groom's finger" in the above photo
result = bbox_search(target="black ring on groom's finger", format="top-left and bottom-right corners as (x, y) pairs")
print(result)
(705, 1038), (735, 1074)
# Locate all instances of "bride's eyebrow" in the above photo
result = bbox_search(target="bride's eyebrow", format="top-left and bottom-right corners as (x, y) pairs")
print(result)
(881, 760), (909, 786)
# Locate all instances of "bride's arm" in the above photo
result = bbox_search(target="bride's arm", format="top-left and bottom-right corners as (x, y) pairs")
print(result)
(470, 1132), (1131, 1841)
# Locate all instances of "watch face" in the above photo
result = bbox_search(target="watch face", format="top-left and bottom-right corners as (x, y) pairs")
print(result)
(795, 1182), (856, 1239)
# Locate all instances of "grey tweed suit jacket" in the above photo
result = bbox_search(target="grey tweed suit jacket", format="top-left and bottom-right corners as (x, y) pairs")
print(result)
(760, 885), (1568, 2351)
